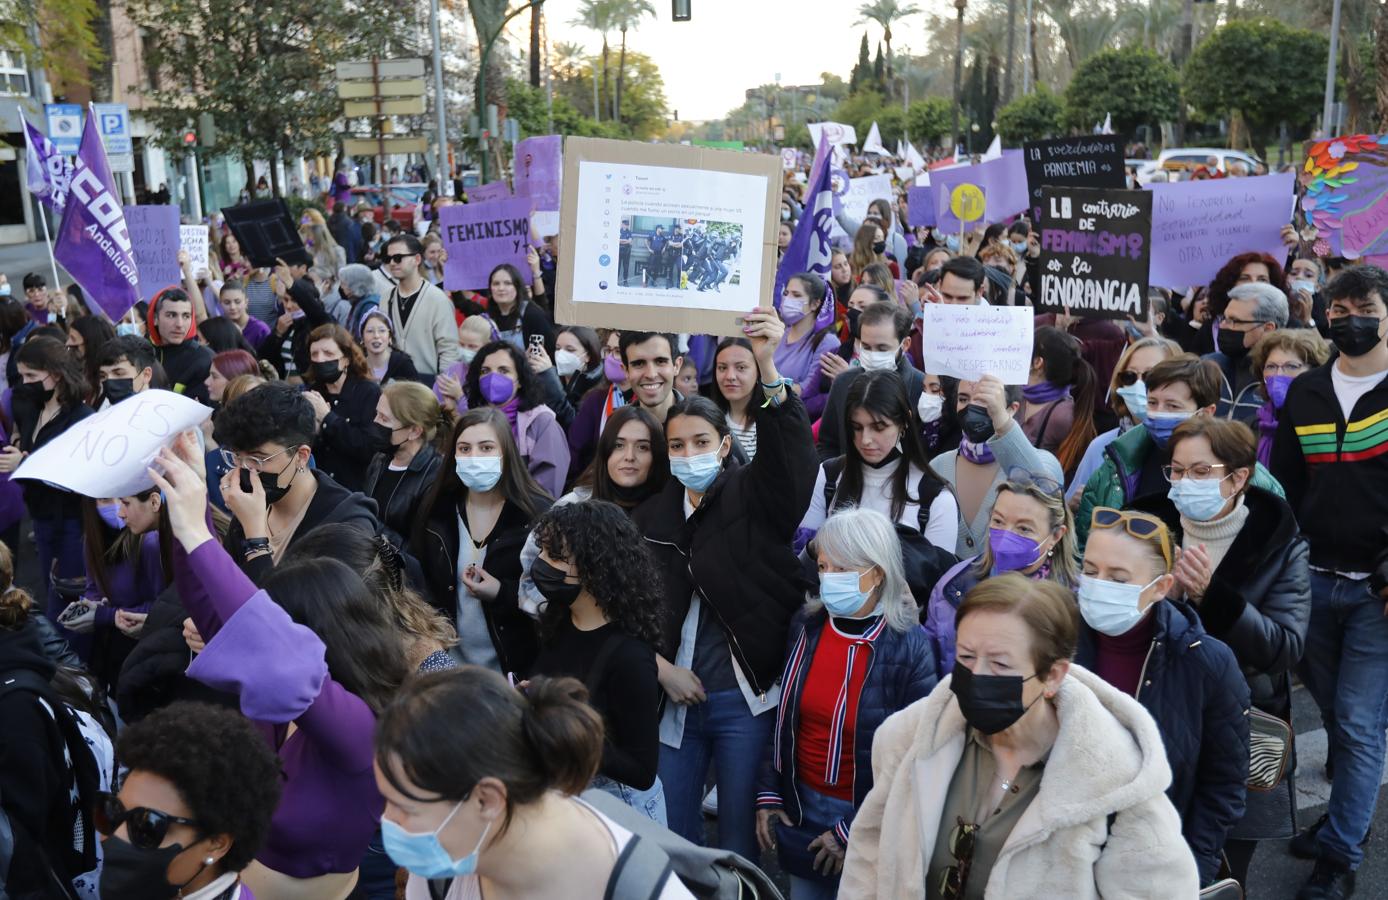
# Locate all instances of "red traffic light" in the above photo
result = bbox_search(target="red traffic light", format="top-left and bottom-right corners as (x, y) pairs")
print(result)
(183, 130), (197, 145)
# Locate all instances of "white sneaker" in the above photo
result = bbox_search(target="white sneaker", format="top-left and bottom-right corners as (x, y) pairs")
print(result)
(701, 786), (719, 817)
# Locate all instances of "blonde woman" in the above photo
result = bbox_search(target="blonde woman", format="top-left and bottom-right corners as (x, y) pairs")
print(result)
(362, 381), (449, 544)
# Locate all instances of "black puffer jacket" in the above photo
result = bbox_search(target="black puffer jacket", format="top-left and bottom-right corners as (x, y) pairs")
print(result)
(310, 375), (382, 493)
(362, 443), (444, 545)
(632, 390), (818, 694)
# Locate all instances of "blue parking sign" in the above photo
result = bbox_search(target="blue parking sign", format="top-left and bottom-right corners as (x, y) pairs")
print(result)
(44, 103), (83, 155)
(92, 103), (134, 173)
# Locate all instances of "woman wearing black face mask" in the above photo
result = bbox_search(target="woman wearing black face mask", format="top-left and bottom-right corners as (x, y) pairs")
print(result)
(302, 323), (381, 492)
(840, 574), (1198, 898)
(97, 701), (281, 900)
(363, 381), (449, 546)
(527, 500), (668, 821)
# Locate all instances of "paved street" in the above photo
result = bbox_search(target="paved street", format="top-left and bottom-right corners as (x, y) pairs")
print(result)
(0, 239), (69, 296)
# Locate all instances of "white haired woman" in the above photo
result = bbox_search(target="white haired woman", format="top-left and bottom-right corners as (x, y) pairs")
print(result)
(755, 507), (938, 900)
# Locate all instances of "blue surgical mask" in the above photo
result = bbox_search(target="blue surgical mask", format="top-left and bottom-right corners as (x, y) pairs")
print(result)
(1077, 574), (1161, 637)
(455, 455), (503, 492)
(1289, 279), (1317, 296)
(380, 801), (491, 879)
(669, 448), (724, 493)
(1010, 240), (1028, 255)
(819, 569), (872, 617)
(1168, 475), (1230, 522)
(1144, 410), (1193, 448)
(97, 501), (124, 531)
(116, 322), (140, 337)
(1116, 381), (1147, 422)
(945, 234), (961, 253)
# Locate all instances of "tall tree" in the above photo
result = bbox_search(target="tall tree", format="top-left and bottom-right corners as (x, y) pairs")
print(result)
(855, 0), (922, 98)
(469, 0), (511, 119)
(850, 32), (872, 92)
(1002, 0), (1018, 103)
(570, 0), (616, 122)
(529, 2), (543, 88)
(2, 0), (104, 90)
(611, 0), (655, 124)
(1379, 0), (1388, 131)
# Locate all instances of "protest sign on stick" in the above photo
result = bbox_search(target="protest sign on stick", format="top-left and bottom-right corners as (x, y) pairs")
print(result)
(180, 225), (212, 275)
(12, 390), (211, 499)
(1148, 172), (1295, 289)
(1037, 186), (1152, 321)
(918, 304), (1034, 384)
(1023, 136), (1125, 222)
(515, 135), (562, 238)
(123, 205), (182, 302)
(439, 197), (535, 291)
(555, 137), (780, 337)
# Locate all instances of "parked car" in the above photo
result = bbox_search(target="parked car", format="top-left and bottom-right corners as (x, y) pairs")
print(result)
(350, 183), (429, 226)
(1135, 148), (1262, 183)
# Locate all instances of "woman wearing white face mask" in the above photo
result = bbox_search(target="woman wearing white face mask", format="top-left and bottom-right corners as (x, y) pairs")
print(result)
(632, 307), (819, 862)
(413, 407), (553, 677)
(374, 669), (695, 900)
(1075, 506), (1251, 888)
(756, 508), (937, 899)
(1125, 416), (1310, 888)
(527, 325), (605, 429)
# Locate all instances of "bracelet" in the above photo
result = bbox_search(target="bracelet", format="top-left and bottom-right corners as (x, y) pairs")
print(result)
(760, 377), (792, 391)
(241, 537), (270, 557)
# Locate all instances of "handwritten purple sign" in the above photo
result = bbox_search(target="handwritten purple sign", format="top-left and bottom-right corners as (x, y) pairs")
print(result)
(1148, 172), (1295, 289)
(122, 204), (182, 302)
(469, 181), (511, 203)
(514, 135), (562, 211)
(439, 197), (533, 291)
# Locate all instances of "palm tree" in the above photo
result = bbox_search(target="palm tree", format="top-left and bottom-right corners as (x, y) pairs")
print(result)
(570, 0), (617, 122)
(1378, 0), (1388, 130)
(611, 0), (655, 123)
(856, 0), (922, 98)
(551, 40), (588, 82)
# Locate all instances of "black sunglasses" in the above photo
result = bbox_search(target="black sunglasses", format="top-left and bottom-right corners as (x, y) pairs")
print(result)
(381, 253), (418, 264)
(1115, 370), (1142, 387)
(94, 791), (201, 850)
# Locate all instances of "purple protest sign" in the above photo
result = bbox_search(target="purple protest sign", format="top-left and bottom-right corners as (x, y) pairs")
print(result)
(906, 185), (936, 227)
(1148, 172), (1296, 289)
(53, 111), (140, 321)
(514, 135), (562, 211)
(469, 181), (511, 203)
(931, 153), (1029, 232)
(439, 196), (534, 291)
(122, 205), (183, 302)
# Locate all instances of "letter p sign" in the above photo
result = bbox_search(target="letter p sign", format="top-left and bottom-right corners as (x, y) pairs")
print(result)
(100, 113), (123, 135)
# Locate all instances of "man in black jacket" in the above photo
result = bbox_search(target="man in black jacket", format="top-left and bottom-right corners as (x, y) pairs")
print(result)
(147, 287), (212, 403)
(817, 301), (923, 461)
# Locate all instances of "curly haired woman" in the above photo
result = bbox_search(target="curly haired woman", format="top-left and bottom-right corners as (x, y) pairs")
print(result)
(527, 499), (669, 822)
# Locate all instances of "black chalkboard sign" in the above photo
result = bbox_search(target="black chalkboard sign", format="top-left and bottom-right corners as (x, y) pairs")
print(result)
(1036, 186), (1152, 322)
(1023, 136), (1125, 223)
(220, 199), (311, 269)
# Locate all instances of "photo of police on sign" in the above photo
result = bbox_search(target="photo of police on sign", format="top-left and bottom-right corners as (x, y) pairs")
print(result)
(1036, 185), (1152, 322)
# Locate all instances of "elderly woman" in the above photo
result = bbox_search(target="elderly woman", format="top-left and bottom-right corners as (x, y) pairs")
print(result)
(1248, 328), (1330, 466)
(840, 575), (1198, 899)
(1209, 282), (1289, 423)
(756, 508), (937, 900)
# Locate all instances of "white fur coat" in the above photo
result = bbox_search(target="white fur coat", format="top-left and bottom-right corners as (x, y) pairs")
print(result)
(839, 664), (1200, 899)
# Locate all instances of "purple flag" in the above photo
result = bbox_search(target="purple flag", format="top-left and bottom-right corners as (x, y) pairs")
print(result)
(514, 135), (562, 211)
(53, 111), (141, 321)
(23, 116), (72, 211)
(438, 196), (534, 290)
(775, 134), (836, 329)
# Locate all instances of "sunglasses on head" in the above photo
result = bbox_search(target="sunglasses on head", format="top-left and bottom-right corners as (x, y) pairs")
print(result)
(1090, 507), (1173, 570)
(94, 791), (201, 850)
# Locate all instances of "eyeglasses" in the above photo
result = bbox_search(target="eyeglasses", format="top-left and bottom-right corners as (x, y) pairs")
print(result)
(219, 445), (296, 472)
(381, 253), (418, 265)
(1217, 315), (1266, 331)
(1003, 465), (1062, 499)
(936, 816), (978, 899)
(1162, 462), (1226, 482)
(1091, 507), (1173, 570)
(93, 791), (201, 850)
(1262, 361), (1307, 376)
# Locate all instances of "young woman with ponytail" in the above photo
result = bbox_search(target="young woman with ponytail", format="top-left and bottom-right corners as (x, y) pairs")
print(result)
(373, 669), (695, 899)
(1023, 326), (1098, 482)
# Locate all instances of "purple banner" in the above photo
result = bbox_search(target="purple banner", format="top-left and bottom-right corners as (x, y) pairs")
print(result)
(1148, 172), (1295, 289)
(439, 196), (534, 291)
(906, 185), (936, 228)
(469, 181), (511, 203)
(931, 152), (1029, 232)
(514, 135), (562, 211)
(53, 111), (140, 321)
(23, 117), (72, 211)
(774, 134), (836, 329)
(122, 205), (182, 303)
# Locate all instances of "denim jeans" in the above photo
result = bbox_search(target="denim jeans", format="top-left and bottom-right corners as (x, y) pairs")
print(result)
(658, 688), (774, 862)
(591, 774), (668, 825)
(32, 515), (87, 651)
(357, 826), (397, 900)
(1300, 570), (1388, 868)
(779, 781), (855, 900)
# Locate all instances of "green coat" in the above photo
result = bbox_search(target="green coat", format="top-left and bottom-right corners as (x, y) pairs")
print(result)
(1075, 423), (1284, 551)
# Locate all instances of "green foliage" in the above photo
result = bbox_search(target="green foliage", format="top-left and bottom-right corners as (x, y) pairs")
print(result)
(1064, 47), (1179, 136)
(850, 33), (872, 93)
(507, 78), (623, 139)
(906, 97), (952, 147)
(1, 0), (104, 88)
(1182, 19), (1327, 147)
(996, 86), (1064, 142)
(831, 89), (889, 139)
(876, 107), (907, 146)
(539, 50), (668, 140)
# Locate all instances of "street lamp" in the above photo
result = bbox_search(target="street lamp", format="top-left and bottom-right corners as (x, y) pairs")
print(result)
(477, 0), (546, 183)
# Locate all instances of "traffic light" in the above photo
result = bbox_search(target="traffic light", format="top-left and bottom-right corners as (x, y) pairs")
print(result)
(672, 0), (690, 21)
(183, 129), (197, 147)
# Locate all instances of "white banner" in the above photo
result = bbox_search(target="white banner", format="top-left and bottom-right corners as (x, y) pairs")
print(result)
(918, 303), (1034, 383)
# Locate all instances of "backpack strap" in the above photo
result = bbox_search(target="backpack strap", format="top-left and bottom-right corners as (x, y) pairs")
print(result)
(822, 456), (847, 513)
(605, 833), (674, 900)
(914, 472), (946, 535)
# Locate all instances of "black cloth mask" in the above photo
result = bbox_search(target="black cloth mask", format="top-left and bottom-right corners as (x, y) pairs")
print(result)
(959, 404), (996, 444)
(98, 835), (204, 900)
(1330, 315), (1384, 358)
(531, 557), (583, 608)
(949, 663), (1040, 735)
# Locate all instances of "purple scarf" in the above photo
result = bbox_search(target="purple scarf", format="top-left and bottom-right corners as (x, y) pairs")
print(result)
(500, 396), (520, 437)
(1255, 400), (1278, 468)
(959, 439), (995, 465)
(1022, 381), (1071, 404)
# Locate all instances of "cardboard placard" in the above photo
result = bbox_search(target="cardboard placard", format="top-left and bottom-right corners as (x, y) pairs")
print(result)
(918, 303), (1034, 383)
(123, 205), (182, 302)
(515, 135), (562, 212)
(1037, 186), (1152, 321)
(1149, 172), (1296, 289)
(555, 137), (780, 338)
(220, 199), (311, 269)
(843, 174), (894, 224)
(1300, 134), (1388, 260)
(11, 390), (210, 498)
(906, 185), (936, 228)
(180, 225), (212, 275)
(439, 197), (535, 291)
(1023, 136), (1125, 222)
